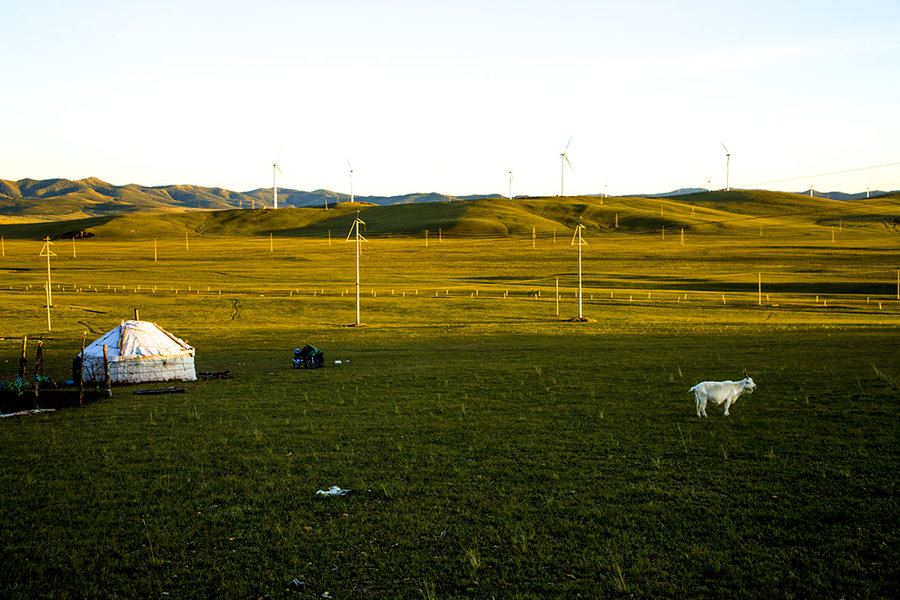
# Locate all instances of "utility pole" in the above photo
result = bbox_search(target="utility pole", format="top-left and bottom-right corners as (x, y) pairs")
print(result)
(346, 211), (368, 326)
(570, 220), (587, 320)
(40, 237), (56, 330)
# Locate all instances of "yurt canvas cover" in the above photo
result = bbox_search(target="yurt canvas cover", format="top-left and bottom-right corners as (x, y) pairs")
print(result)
(80, 320), (196, 384)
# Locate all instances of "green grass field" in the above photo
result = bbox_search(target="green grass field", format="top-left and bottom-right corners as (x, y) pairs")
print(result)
(1, 194), (898, 598)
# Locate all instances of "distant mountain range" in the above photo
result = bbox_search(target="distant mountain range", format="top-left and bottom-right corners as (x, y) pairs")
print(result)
(0, 177), (893, 219)
(0, 177), (505, 219)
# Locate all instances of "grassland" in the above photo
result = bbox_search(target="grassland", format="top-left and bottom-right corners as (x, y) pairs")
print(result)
(0, 194), (898, 598)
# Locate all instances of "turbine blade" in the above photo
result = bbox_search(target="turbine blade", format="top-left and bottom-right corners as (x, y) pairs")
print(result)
(564, 134), (573, 153)
(720, 141), (730, 155)
(565, 154), (574, 172)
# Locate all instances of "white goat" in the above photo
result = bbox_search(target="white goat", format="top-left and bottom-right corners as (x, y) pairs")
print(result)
(689, 370), (756, 417)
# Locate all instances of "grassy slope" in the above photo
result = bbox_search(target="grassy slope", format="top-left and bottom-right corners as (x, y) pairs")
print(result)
(2, 190), (897, 241)
(0, 197), (898, 598)
(0, 178), (245, 219)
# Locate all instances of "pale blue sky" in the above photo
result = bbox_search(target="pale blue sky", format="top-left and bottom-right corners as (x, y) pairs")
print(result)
(3, 0), (899, 197)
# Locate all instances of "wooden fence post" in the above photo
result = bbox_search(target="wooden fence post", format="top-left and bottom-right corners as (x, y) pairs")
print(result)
(34, 340), (43, 378)
(103, 345), (112, 398)
(33, 339), (44, 407)
(79, 332), (86, 406)
(19, 336), (27, 378)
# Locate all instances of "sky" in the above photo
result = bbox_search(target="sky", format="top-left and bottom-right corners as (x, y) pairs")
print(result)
(3, 0), (899, 198)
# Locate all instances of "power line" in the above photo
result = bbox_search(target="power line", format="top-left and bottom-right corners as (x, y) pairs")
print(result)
(745, 161), (900, 187)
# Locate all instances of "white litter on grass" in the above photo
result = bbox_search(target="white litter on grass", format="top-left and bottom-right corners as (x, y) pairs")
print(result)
(316, 486), (351, 497)
(334, 360), (342, 365)
(1, 408), (57, 418)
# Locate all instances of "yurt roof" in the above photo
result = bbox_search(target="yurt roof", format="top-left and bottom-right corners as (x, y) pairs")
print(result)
(82, 320), (193, 359)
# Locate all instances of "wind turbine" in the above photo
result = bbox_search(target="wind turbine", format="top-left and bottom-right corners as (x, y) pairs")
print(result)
(720, 142), (731, 191)
(346, 158), (355, 204)
(560, 135), (574, 196)
(507, 170), (513, 199)
(272, 159), (286, 209)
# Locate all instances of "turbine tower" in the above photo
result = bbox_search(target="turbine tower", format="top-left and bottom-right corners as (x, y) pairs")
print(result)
(560, 135), (574, 196)
(721, 142), (731, 191)
(272, 160), (286, 209)
(346, 158), (355, 203)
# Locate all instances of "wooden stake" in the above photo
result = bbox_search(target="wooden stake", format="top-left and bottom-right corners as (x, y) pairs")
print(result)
(79, 332), (86, 406)
(154, 239), (158, 262)
(185, 232), (189, 251)
(134, 308), (140, 321)
(72, 237), (76, 259)
(103, 344), (112, 398)
(532, 226), (536, 250)
(19, 336), (27, 378)
(34, 340), (43, 378)
(33, 340), (42, 407)
(270, 232), (274, 252)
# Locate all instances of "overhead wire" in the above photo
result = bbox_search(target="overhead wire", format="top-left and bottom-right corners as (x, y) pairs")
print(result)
(744, 161), (900, 188)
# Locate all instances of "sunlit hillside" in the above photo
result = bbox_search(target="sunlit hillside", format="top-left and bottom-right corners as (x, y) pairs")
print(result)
(1, 191), (897, 242)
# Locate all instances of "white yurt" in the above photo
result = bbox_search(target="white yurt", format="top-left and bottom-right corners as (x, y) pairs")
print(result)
(79, 320), (196, 384)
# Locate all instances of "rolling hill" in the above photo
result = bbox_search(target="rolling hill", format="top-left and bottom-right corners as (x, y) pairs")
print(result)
(1, 190), (897, 241)
(0, 177), (504, 220)
(4, 177), (895, 223)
